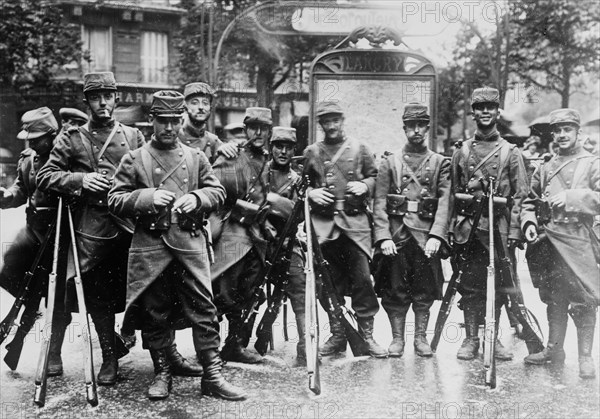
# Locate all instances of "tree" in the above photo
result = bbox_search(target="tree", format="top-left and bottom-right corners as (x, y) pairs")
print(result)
(508, 0), (600, 107)
(0, 0), (82, 90)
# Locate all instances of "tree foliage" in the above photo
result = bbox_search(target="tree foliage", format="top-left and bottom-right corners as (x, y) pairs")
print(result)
(0, 0), (82, 89)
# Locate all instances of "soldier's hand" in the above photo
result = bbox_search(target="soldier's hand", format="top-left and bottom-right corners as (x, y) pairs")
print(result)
(153, 190), (176, 207)
(508, 238), (522, 250)
(173, 193), (198, 213)
(217, 142), (239, 159)
(380, 239), (397, 256)
(346, 181), (368, 196)
(424, 237), (441, 258)
(308, 188), (334, 206)
(83, 172), (111, 192)
(524, 223), (538, 242)
(549, 191), (567, 208)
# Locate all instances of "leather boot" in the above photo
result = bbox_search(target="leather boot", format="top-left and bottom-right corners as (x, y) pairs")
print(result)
(573, 306), (597, 379)
(525, 303), (568, 365)
(220, 317), (263, 364)
(357, 317), (388, 358)
(199, 349), (247, 400)
(47, 312), (72, 377)
(295, 310), (306, 362)
(166, 343), (203, 377)
(414, 311), (433, 357)
(148, 349), (172, 400)
(493, 306), (513, 361)
(388, 315), (406, 357)
(457, 308), (480, 360)
(319, 313), (347, 356)
(92, 313), (118, 386)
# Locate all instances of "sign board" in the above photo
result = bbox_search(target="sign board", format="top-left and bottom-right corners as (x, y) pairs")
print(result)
(309, 45), (438, 158)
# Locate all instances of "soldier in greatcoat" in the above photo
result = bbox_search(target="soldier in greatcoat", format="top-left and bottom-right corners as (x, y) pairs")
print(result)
(58, 107), (88, 133)
(0, 108), (70, 376)
(521, 108), (599, 379)
(209, 107), (274, 364)
(108, 91), (244, 400)
(450, 87), (529, 361)
(373, 103), (451, 358)
(303, 101), (387, 358)
(36, 72), (144, 385)
(179, 82), (237, 163)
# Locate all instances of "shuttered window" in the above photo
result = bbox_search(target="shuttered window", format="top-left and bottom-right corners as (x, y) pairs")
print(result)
(141, 31), (169, 84)
(82, 26), (112, 72)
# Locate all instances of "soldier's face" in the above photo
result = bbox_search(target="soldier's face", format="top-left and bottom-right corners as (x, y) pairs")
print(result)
(85, 90), (118, 121)
(318, 114), (344, 140)
(152, 116), (182, 146)
(271, 141), (295, 167)
(472, 102), (498, 129)
(185, 94), (211, 124)
(552, 123), (580, 151)
(244, 122), (271, 149)
(404, 121), (430, 146)
(28, 133), (53, 155)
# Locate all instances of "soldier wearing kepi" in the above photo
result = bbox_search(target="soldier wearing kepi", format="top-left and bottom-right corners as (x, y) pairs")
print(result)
(108, 91), (245, 400)
(179, 82), (237, 163)
(521, 108), (600, 379)
(303, 101), (387, 358)
(37, 72), (144, 386)
(373, 103), (451, 358)
(209, 107), (273, 364)
(266, 127), (306, 362)
(450, 87), (528, 361)
(0, 108), (70, 376)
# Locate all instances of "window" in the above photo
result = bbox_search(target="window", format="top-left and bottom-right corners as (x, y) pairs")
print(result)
(82, 26), (112, 72)
(141, 31), (169, 84)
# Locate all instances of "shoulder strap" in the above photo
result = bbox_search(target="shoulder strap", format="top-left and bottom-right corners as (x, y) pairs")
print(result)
(493, 141), (515, 193)
(143, 146), (188, 191)
(468, 142), (505, 180)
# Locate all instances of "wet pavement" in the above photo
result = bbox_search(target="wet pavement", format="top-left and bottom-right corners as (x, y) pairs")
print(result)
(1, 208), (599, 419)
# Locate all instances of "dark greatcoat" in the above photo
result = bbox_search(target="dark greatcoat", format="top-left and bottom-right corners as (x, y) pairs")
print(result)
(36, 120), (145, 277)
(302, 137), (377, 257)
(372, 145), (451, 298)
(209, 146), (270, 280)
(107, 140), (226, 320)
(0, 149), (60, 297)
(521, 145), (600, 305)
(178, 122), (223, 163)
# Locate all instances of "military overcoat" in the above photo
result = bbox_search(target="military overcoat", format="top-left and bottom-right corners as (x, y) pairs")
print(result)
(178, 124), (223, 163)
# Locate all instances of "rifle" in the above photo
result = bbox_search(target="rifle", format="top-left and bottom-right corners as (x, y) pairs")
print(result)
(483, 178), (497, 389)
(239, 176), (307, 349)
(34, 200), (63, 407)
(493, 223), (544, 355)
(1, 218), (56, 370)
(304, 193), (320, 395)
(307, 214), (371, 357)
(431, 180), (486, 352)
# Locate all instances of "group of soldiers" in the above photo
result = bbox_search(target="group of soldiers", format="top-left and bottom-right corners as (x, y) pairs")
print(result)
(0, 71), (598, 403)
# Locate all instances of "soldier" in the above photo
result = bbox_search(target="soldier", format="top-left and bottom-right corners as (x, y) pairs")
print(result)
(36, 72), (144, 386)
(450, 87), (528, 361)
(59, 107), (88, 132)
(303, 101), (387, 358)
(108, 90), (245, 400)
(266, 126), (306, 362)
(209, 107), (273, 364)
(373, 103), (451, 357)
(179, 82), (237, 163)
(0, 107), (70, 376)
(521, 108), (599, 379)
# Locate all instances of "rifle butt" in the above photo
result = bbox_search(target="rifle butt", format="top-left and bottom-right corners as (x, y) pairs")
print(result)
(343, 319), (370, 357)
(485, 359), (497, 389)
(86, 382), (98, 407)
(308, 370), (321, 395)
(4, 338), (25, 370)
(33, 382), (47, 407)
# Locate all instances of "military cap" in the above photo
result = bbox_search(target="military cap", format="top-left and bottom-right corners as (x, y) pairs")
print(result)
(316, 101), (344, 117)
(271, 126), (297, 144)
(549, 108), (580, 127)
(244, 107), (272, 125)
(59, 107), (88, 123)
(471, 87), (500, 107)
(150, 90), (186, 117)
(17, 107), (58, 140)
(183, 82), (216, 100)
(402, 103), (430, 122)
(83, 72), (117, 93)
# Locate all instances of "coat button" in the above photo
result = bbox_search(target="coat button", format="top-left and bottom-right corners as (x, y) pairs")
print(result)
(92, 131), (97, 135)
(183, 178), (188, 183)
(99, 158), (103, 162)
(182, 165), (186, 169)
(155, 168), (162, 174)
(102, 170), (108, 175)
(325, 160), (331, 165)
(178, 152), (183, 157)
